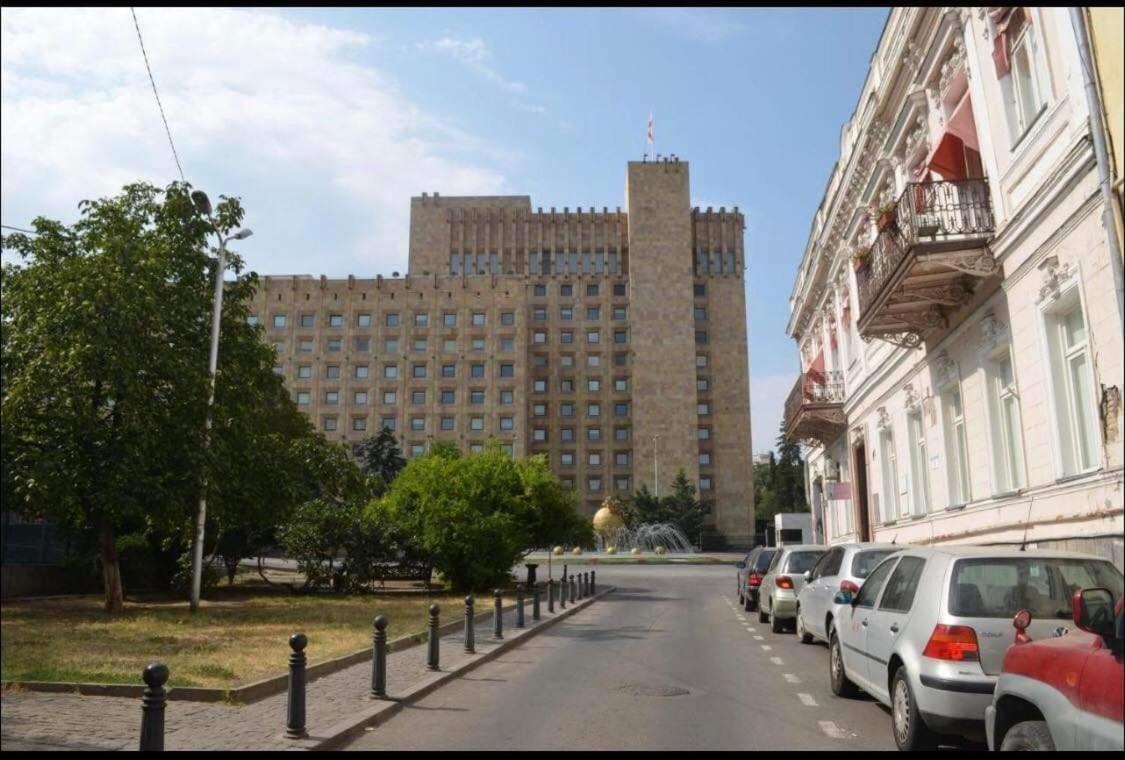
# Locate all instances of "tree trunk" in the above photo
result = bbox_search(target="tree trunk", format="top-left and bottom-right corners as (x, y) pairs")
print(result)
(100, 522), (125, 613)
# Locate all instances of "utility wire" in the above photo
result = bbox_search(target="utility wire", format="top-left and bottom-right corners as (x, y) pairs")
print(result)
(1, 224), (40, 235)
(130, 7), (186, 184)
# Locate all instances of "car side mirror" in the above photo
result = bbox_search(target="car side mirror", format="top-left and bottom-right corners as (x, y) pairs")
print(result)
(804, 570), (813, 582)
(736, 562), (747, 570)
(1073, 587), (1115, 639)
(833, 590), (853, 605)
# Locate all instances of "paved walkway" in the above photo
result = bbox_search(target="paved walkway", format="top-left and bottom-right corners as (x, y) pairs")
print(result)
(1, 601), (561, 751)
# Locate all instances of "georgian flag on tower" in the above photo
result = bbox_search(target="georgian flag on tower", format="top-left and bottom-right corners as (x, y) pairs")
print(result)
(647, 113), (655, 146)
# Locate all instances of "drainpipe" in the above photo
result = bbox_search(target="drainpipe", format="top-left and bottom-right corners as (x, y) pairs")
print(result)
(1069, 7), (1125, 327)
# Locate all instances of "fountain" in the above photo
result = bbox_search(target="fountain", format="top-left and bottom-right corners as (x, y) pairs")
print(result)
(591, 497), (696, 554)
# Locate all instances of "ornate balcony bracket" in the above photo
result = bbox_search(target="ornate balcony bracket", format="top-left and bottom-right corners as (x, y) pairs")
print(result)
(940, 249), (998, 278)
(892, 283), (971, 306)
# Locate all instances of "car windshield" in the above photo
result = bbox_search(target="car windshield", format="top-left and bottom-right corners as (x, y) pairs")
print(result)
(949, 557), (1124, 619)
(753, 551), (776, 572)
(851, 550), (897, 579)
(785, 551), (823, 574)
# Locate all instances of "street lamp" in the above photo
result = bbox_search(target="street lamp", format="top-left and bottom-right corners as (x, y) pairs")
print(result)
(653, 434), (661, 498)
(189, 189), (252, 613)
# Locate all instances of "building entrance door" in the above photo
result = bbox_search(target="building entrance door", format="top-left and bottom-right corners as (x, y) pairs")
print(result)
(853, 441), (872, 542)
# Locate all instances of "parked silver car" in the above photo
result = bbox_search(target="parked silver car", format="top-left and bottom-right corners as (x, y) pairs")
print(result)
(795, 542), (901, 645)
(736, 546), (777, 612)
(828, 547), (1124, 751)
(758, 544), (825, 634)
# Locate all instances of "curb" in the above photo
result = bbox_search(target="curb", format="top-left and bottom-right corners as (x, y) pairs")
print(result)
(294, 585), (615, 751)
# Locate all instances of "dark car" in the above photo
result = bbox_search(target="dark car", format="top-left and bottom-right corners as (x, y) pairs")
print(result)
(737, 547), (777, 612)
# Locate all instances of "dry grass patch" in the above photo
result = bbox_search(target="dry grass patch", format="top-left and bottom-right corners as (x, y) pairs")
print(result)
(1, 581), (462, 689)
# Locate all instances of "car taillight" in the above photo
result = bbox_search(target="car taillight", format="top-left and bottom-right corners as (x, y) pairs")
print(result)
(922, 625), (980, 662)
(776, 576), (794, 590)
(839, 580), (860, 595)
(748, 572), (762, 587)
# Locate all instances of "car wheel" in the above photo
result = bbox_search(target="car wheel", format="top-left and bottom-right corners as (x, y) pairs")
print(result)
(891, 667), (936, 751)
(759, 601), (769, 624)
(770, 600), (786, 633)
(829, 628), (859, 698)
(796, 607), (814, 644)
(743, 593), (753, 612)
(1000, 720), (1054, 751)
(739, 589), (744, 605)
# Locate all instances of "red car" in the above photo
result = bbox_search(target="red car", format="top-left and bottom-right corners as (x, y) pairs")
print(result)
(985, 587), (1124, 751)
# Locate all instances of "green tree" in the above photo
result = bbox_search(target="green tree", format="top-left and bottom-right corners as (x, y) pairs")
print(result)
(774, 423), (808, 514)
(354, 426), (406, 496)
(624, 471), (704, 543)
(1, 182), (313, 611)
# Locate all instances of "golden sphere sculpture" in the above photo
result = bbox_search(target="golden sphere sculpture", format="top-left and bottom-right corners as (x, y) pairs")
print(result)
(592, 496), (626, 553)
(655, 545), (668, 556)
(630, 547), (642, 556)
(606, 546), (617, 555)
(572, 547), (583, 555)
(553, 546), (564, 556)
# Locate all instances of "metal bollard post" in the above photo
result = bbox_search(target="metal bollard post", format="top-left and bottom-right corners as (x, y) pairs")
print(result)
(591, 570), (596, 595)
(584, 572), (590, 597)
(560, 575), (568, 609)
(286, 633), (308, 739)
(571, 576), (577, 602)
(532, 584), (541, 621)
(580, 572), (587, 598)
(427, 604), (441, 671)
(493, 589), (504, 639)
(371, 616), (387, 698)
(139, 662), (169, 752)
(464, 595), (475, 654)
(547, 578), (555, 613)
(516, 583), (525, 629)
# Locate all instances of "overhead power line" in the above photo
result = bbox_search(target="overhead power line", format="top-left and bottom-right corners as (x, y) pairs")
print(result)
(130, 7), (186, 184)
(1, 224), (40, 235)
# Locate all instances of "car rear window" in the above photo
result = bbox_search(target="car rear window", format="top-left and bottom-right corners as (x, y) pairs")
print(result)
(851, 550), (897, 579)
(949, 557), (1124, 619)
(785, 551), (823, 574)
(753, 551), (776, 572)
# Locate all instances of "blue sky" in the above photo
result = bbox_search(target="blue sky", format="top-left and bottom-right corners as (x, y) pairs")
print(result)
(0, 7), (887, 454)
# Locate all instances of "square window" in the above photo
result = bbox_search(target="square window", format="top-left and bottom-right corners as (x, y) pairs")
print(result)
(699, 452), (712, 466)
(561, 355), (575, 368)
(385, 338), (400, 354)
(500, 363), (515, 378)
(355, 337), (370, 352)
(561, 427), (575, 442)
(501, 311), (515, 326)
(561, 284), (573, 297)
(381, 416), (397, 431)
(355, 366), (369, 379)
(323, 417), (338, 431)
(588, 379), (601, 392)
(588, 478), (602, 492)
(501, 337), (514, 352)
(442, 363), (456, 378)
(533, 354), (548, 368)
(561, 452), (575, 466)
(385, 313), (400, 327)
(615, 403), (629, 417)
(587, 330), (601, 344)
(534, 284), (547, 297)
(534, 379), (547, 393)
(697, 402), (710, 415)
(534, 330), (547, 344)
(615, 452), (629, 466)
(383, 391), (398, 405)
(561, 403), (575, 417)
(411, 443), (425, 457)
(614, 352), (627, 367)
(700, 477), (712, 491)
(298, 365), (313, 379)
(443, 312), (457, 327)
(533, 428), (547, 442)
(441, 389), (455, 404)
(613, 283), (626, 297)
(357, 313), (372, 327)
(441, 416), (455, 431)
(471, 417), (485, 431)
(589, 452), (602, 466)
(694, 307), (707, 321)
(587, 307), (600, 320)
(614, 427), (629, 442)
(412, 390), (426, 405)
(694, 283), (706, 297)
(500, 389), (514, 404)
(273, 314), (287, 328)
(586, 284), (599, 297)
(329, 314), (344, 327)
(296, 391), (310, 405)
(613, 307), (627, 320)
(696, 354), (708, 368)
(698, 427), (711, 440)
(443, 338), (457, 353)
(247, 315), (260, 326)
(413, 338), (428, 352)
(471, 364), (485, 378)
(534, 308), (547, 321)
(616, 478), (630, 492)
(561, 378), (575, 393)
(588, 403), (601, 417)
(384, 365), (398, 379)
(273, 366), (284, 375)
(301, 314), (315, 328)
(299, 339), (315, 353)
(695, 330), (708, 345)
(560, 307), (574, 321)
(354, 391), (368, 405)
(614, 330), (628, 344)
(353, 417), (368, 432)
(472, 338), (486, 352)
(587, 355), (601, 368)
(561, 330), (574, 344)
(471, 390), (486, 405)
(325, 391), (339, 405)
(500, 416), (514, 431)
(615, 378), (628, 392)
(697, 378), (709, 391)
(411, 417), (425, 431)
(327, 365), (340, 379)
(414, 313), (429, 327)
(472, 311), (486, 326)
(470, 443), (484, 454)
(533, 403), (547, 417)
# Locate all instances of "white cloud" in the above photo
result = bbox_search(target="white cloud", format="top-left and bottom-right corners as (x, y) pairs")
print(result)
(750, 372), (796, 456)
(417, 34), (552, 118)
(1, 8), (511, 276)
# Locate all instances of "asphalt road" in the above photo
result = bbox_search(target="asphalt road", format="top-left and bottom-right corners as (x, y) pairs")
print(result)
(344, 565), (903, 751)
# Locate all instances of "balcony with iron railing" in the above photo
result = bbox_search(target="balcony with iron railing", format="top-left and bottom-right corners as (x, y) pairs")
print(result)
(783, 370), (847, 447)
(855, 178), (997, 349)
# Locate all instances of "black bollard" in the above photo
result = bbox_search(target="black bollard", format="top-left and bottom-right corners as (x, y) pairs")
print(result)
(560, 575), (568, 609)
(286, 633), (308, 739)
(532, 584), (541, 621)
(493, 589), (504, 639)
(591, 570), (596, 595)
(371, 615), (387, 698)
(584, 572), (590, 597)
(547, 578), (555, 613)
(571, 576), (577, 602)
(427, 604), (441, 671)
(138, 662), (169, 752)
(464, 595), (475, 654)
(580, 572), (586, 598)
(516, 583), (525, 629)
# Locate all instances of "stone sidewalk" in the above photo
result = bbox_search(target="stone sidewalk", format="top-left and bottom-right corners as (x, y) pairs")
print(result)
(1, 594), (588, 751)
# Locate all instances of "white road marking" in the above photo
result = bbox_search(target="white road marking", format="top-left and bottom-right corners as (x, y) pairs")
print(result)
(753, 635), (764, 640)
(736, 616), (747, 621)
(783, 673), (801, 684)
(761, 645), (772, 651)
(770, 657), (784, 665)
(798, 693), (818, 707)
(744, 626), (756, 632)
(818, 721), (847, 739)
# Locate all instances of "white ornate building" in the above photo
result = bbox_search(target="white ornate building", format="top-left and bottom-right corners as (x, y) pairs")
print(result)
(784, 7), (1124, 569)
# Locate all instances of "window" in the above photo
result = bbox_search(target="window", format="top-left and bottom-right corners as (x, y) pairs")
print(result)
(470, 390), (485, 405)
(296, 391), (310, 405)
(298, 339), (314, 353)
(587, 355), (601, 368)
(470, 443), (484, 454)
(414, 313), (429, 327)
(588, 427), (602, 442)
(298, 365), (313, 379)
(533, 308), (546, 321)
(586, 284), (599, 297)
(561, 355), (575, 368)
(694, 283), (706, 297)
(534, 330), (547, 344)
(587, 378), (601, 392)
(698, 427), (711, 440)
(907, 411), (930, 516)
(472, 338), (486, 352)
(561, 428), (575, 442)
(325, 391), (339, 405)
(878, 557), (926, 613)
(413, 338), (428, 352)
(300, 314), (315, 328)
(357, 313), (372, 327)
(354, 391), (368, 405)
(613, 307), (626, 321)
(588, 478), (602, 492)
(561, 403), (575, 417)
(439, 416), (454, 431)
(561, 452), (575, 466)
(381, 416), (396, 431)
(500, 416), (514, 431)
(615, 452), (630, 466)
(699, 452), (711, 466)
(273, 365), (284, 376)
(443, 338), (457, 353)
(384, 364), (398, 379)
(471, 363), (485, 378)
(853, 556), (897, 608)
(534, 379), (547, 393)
(355, 365), (369, 379)
(533, 403), (547, 417)
(616, 478), (630, 492)
(500, 363), (514, 378)
(586, 306), (600, 320)
(614, 378), (628, 393)
(587, 330), (601, 345)
(560, 330), (574, 344)
(441, 389), (455, 404)
(696, 354), (708, 368)
(614, 330), (628, 344)
(355, 337), (370, 352)
(443, 312), (457, 327)
(411, 443), (425, 457)
(1001, 9), (1047, 141)
(329, 314), (344, 327)
(878, 423), (900, 522)
(353, 417), (367, 432)
(411, 390), (426, 405)
(472, 311), (486, 326)
(588, 452), (602, 466)
(411, 417), (425, 432)
(614, 352), (627, 367)
(696, 378), (709, 392)
(987, 350), (1026, 492)
(697, 402), (710, 415)
(615, 402), (629, 417)
(700, 477), (712, 491)
(323, 417), (337, 431)
(613, 283), (626, 297)
(500, 389), (514, 405)
(500, 337), (514, 352)
(533, 428), (547, 442)
(273, 314), (288, 328)
(327, 365), (341, 379)
(560, 307), (573, 321)
(385, 338), (399, 354)
(941, 386), (971, 506)
(948, 557), (1123, 618)
(385, 312), (400, 327)
(470, 417), (485, 431)
(614, 427), (629, 442)
(532, 354), (547, 368)
(382, 391), (397, 405)
(534, 284), (546, 297)
(501, 311), (515, 326)
(247, 315), (260, 326)
(588, 403), (601, 417)
(696, 330), (708, 345)
(694, 307), (707, 321)
(1044, 294), (1099, 476)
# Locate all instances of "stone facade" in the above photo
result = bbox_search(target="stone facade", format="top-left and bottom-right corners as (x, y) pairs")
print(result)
(785, 8), (1124, 570)
(252, 160), (754, 547)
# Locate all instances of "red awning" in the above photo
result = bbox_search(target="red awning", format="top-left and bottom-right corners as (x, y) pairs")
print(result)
(946, 91), (979, 151)
(919, 92), (978, 180)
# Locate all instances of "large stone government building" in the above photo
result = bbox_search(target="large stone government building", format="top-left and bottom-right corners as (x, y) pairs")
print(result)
(252, 160), (755, 547)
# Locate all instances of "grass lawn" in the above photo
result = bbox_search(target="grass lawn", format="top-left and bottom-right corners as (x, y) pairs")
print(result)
(0, 571), (464, 689)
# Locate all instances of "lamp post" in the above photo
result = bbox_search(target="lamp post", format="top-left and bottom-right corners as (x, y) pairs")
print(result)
(189, 189), (252, 613)
(653, 434), (661, 498)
